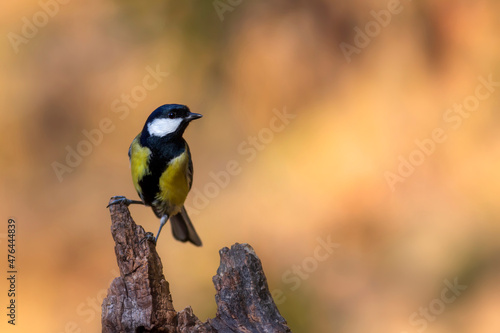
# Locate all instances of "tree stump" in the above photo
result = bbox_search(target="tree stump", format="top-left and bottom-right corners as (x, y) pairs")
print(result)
(102, 196), (292, 333)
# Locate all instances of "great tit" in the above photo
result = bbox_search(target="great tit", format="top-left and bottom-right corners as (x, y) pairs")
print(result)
(109, 104), (203, 246)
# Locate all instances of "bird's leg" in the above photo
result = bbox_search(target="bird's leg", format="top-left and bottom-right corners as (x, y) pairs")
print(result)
(107, 196), (144, 208)
(155, 215), (169, 243)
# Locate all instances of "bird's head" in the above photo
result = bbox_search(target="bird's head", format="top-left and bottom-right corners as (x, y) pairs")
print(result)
(144, 104), (202, 138)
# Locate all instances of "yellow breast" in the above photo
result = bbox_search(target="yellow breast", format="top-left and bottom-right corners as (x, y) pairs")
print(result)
(156, 150), (190, 210)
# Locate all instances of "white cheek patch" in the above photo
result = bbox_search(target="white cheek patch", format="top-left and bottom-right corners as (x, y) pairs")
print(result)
(147, 118), (183, 137)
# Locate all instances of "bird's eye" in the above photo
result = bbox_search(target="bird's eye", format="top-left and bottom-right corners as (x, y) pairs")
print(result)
(167, 112), (176, 119)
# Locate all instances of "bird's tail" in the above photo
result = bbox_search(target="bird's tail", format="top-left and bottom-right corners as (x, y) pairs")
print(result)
(170, 206), (202, 246)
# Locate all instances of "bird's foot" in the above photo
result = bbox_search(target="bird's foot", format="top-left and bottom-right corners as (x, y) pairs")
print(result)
(140, 232), (156, 245)
(107, 196), (144, 208)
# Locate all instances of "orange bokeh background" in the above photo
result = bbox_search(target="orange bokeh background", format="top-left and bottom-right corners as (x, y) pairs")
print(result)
(1, 1), (500, 332)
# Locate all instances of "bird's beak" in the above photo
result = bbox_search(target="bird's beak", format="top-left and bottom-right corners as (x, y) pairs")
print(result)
(186, 112), (203, 121)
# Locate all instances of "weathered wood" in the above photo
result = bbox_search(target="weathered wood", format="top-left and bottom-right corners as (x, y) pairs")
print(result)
(102, 196), (292, 333)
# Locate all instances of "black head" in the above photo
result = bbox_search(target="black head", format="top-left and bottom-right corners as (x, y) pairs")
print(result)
(143, 104), (202, 139)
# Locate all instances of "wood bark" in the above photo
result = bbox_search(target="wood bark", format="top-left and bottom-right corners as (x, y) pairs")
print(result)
(102, 197), (292, 333)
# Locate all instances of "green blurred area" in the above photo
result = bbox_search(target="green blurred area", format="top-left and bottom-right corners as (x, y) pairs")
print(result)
(1, 1), (500, 332)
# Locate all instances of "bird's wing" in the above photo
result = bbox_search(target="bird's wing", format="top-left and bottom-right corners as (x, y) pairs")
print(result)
(129, 133), (151, 200)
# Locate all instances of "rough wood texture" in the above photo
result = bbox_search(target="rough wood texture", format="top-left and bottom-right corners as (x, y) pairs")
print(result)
(102, 196), (292, 333)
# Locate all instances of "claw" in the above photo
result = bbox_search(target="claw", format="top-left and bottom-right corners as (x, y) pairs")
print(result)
(140, 232), (156, 245)
(107, 196), (144, 208)
(106, 196), (126, 208)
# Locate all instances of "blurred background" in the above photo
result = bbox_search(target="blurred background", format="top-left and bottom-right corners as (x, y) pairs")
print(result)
(1, 1), (500, 332)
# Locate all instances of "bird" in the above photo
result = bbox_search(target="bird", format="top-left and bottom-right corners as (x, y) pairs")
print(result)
(108, 104), (203, 246)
